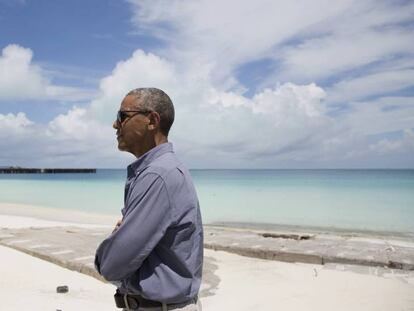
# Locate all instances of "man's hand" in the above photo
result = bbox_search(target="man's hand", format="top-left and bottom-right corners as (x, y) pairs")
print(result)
(112, 219), (122, 233)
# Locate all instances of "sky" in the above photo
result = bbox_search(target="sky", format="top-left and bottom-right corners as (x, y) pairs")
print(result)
(0, 0), (413, 169)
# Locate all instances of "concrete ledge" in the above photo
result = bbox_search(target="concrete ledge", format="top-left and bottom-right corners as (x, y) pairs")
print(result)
(205, 243), (323, 265)
(322, 255), (388, 269)
(205, 243), (414, 270)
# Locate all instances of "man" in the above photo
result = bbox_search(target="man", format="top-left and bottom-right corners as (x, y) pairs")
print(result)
(95, 88), (203, 311)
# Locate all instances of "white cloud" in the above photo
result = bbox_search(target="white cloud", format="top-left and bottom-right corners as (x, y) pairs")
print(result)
(369, 129), (414, 155)
(328, 70), (414, 103)
(0, 44), (97, 102)
(0, 112), (39, 165)
(44, 107), (119, 165)
(279, 29), (414, 82)
(252, 83), (326, 118)
(0, 45), (47, 100)
(0, 108), (122, 167)
(129, 1), (414, 91)
(128, 0), (356, 85)
(0, 112), (33, 137)
(48, 106), (99, 140)
(207, 89), (250, 109)
(341, 97), (414, 137)
(2, 44), (413, 168)
(37, 47), (333, 167)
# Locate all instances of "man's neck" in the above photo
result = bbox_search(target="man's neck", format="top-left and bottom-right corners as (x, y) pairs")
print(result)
(154, 135), (168, 146)
(132, 135), (168, 158)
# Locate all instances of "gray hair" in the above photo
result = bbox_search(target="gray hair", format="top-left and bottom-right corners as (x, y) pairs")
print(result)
(127, 88), (175, 136)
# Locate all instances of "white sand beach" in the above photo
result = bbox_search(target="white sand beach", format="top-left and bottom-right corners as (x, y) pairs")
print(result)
(1, 203), (414, 311)
(201, 250), (414, 311)
(0, 245), (115, 311)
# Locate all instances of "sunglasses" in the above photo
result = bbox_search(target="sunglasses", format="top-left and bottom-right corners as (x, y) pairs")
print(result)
(116, 110), (152, 124)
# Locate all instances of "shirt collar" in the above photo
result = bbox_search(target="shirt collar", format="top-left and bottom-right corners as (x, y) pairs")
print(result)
(127, 142), (173, 177)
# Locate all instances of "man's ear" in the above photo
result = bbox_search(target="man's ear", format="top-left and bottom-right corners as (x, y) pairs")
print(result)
(148, 111), (160, 130)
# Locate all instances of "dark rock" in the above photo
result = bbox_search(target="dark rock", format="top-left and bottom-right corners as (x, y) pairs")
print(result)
(56, 285), (69, 293)
(261, 232), (313, 240)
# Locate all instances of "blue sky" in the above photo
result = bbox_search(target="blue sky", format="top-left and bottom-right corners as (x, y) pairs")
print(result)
(1, 0), (140, 72)
(0, 0), (413, 168)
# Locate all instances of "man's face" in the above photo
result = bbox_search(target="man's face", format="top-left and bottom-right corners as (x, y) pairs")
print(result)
(113, 95), (151, 154)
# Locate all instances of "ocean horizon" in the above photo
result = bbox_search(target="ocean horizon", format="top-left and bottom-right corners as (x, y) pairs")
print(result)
(0, 169), (413, 234)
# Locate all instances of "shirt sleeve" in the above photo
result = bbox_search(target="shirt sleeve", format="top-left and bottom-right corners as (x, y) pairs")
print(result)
(95, 173), (172, 282)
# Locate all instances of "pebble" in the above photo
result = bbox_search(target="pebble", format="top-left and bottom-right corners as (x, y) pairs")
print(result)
(56, 285), (69, 293)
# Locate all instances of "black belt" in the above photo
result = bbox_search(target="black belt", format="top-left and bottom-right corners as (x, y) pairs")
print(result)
(114, 291), (197, 310)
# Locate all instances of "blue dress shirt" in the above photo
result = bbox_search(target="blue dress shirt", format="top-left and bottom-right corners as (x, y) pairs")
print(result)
(95, 142), (203, 303)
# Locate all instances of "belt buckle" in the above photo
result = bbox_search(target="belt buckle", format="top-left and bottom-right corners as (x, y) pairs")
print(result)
(123, 294), (140, 310)
(123, 294), (131, 310)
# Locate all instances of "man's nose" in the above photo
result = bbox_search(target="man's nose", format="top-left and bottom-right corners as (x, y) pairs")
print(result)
(113, 120), (119, 129)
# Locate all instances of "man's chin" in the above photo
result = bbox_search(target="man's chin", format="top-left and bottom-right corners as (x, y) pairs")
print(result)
(117, 140), (134, 154)
(117, 142), (127, 151)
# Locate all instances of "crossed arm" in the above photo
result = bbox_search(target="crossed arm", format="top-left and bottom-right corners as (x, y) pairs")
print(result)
(94, 173), (172, 282)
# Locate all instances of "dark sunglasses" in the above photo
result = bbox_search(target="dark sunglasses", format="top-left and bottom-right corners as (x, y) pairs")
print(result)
(116, 110), (152, 124)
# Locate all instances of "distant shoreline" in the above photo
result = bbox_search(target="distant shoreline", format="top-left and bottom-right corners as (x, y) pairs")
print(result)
(0, 167), (96, 174)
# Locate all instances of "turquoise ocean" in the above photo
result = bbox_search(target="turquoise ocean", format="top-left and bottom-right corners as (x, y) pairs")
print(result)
(0, 169), (413, 233)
